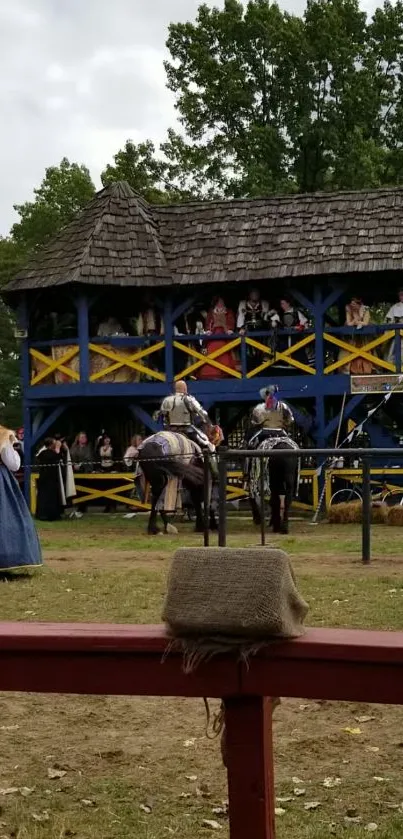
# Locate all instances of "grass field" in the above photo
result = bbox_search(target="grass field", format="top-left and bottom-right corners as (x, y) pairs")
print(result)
(0, 515), (402, 838)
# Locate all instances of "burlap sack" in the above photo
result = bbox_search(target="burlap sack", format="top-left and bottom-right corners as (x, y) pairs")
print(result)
(163, 547), (308, 668)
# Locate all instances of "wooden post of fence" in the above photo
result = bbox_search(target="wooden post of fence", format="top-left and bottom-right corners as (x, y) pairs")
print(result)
(362, 456), (371, 565)
(218, 455), (227, 547)
(203, 451), (210, 547)
(225, 696), (276, 839)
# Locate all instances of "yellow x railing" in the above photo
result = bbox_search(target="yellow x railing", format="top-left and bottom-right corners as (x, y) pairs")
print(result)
(30, 473), (150, 514)
(174, 338), (242, 380)
(30, 346), (80, 386)
(323, 331), (397, 374)
(246, 333), (316, 377)
(89, 342), (166, 382)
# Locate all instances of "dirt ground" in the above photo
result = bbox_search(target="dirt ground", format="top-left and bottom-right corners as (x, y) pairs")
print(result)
(43, 546), (403, 576)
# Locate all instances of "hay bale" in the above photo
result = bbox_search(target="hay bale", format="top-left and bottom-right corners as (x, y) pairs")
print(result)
(328, 501), (388, 525)
(387, 505), (403, 526)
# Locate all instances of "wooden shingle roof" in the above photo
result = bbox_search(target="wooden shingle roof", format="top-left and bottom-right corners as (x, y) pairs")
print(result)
(5, 182), (403, 292)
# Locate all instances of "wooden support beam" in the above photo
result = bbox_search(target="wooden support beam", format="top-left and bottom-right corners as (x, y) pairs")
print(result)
(31, 404), (67, 447)
(225, 696), (276, 839)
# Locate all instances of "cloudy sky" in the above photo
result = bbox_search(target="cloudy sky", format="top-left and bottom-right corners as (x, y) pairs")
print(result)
(1, 0), (376, 234)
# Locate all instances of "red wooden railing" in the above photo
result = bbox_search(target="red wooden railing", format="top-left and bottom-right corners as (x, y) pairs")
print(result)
(1, 623), (402, 838)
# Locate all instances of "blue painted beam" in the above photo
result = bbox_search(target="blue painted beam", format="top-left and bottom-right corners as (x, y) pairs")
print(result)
(128, 404), (159, 433)
(24, 373), (353, 402)
(323, 394), (365, 440)
(77, 294), (89, 382)
(31, 404), (67, 447)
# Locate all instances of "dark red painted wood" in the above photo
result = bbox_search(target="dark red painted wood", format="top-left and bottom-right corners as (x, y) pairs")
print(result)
(225, 697), (276, 839)
(1, 622), (403, 839)
(0, 651), (240, 697)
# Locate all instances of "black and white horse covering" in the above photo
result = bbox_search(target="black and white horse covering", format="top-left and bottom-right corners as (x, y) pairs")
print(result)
(246, 431), (300, 534)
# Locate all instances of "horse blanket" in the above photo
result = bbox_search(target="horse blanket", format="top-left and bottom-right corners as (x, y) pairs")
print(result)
(140, 431), (202, 513)
(248, 435), (300, 500)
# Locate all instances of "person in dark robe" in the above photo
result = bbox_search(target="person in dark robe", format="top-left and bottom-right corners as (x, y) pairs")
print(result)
(36, 438), (65, 521)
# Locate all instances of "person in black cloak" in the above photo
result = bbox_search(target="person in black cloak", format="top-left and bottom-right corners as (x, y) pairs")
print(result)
(36, 437), (65, 521)
(0, 425), (42, 572)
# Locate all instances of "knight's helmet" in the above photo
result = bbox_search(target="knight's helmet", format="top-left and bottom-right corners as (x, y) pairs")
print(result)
(259, 384), (279, 402)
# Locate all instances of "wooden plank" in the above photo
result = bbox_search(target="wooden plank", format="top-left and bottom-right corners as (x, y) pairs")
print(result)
(225, 696), (276, 839)
(0, 651), (240, 698)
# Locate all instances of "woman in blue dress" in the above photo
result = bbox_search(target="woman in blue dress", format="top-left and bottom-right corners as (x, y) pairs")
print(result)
(0, 425), (42, 572)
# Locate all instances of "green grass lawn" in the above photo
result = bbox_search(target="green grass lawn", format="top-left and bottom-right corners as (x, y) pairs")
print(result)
(0, 517), (402, 838)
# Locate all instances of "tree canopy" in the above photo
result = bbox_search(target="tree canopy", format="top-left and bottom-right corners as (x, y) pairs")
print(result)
(163, 0), (403, 196)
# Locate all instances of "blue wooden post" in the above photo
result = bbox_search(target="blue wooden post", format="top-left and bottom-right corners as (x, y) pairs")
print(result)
(164, 296), (174, 385)
(394, 326), (402, 373)
(77, 293), (89, 383)
(23, 404), (32, 505)
(313, 285), (324, 375)
(17, 295), (31, 503)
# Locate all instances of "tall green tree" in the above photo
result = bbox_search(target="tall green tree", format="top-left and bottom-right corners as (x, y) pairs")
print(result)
(12, 157), (95, 253)
(0, 238), (24, 428)
(163, 0), (403, 196)
(101, 139), (191, 202)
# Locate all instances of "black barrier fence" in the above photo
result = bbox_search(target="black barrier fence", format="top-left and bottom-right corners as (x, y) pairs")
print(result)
(212, 448), (403, 564)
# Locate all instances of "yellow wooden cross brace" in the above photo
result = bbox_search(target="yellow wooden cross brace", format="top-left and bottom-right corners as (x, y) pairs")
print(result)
(246, 333), (316, 377)
(324, 331), (396, 374)
(89, 342), (166, 382)
(72, 476), (151, 510)
(174, 338), (242, 380)
(30, 346), (80, 386)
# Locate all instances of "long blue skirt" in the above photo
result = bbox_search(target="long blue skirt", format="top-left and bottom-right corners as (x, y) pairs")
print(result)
(0, 465), (42, 571)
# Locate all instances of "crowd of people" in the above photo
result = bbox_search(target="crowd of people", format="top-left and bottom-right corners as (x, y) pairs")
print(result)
(34, 431), (146, 522)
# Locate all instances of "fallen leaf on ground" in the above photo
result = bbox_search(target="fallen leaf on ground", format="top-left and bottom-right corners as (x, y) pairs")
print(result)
(32, 812), (49, 822)
(0, 725), (19, 732)
(343, 727), (362, 735)
(211, 805), (228, 816)
(20, 787), (34, 797)
(323, 777), (341, 788)
(292, 776), (304, 784)
(373, 776), (391, 782)
(276, 796), (293, 803)
(345, 816), (361, 825)
(274, 807), (286, 816)
(184, 739), (196, 748)
(80, 799), (96, 807)
(47, 768), (66, 780)
(202, 820), (222, 830)
(185, 775), (198, 782)
(0, 789), (18, 796)
(304, 802), (321, 811)
(365, 746), (380, 753)
(294, 788), (306, 796)
(365, 824), (378, 832)
(355, 715), (375, 724)
(139, 803), (152, 814)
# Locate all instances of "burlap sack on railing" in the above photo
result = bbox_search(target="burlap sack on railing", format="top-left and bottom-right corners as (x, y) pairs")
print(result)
(162, 547), (308, 671)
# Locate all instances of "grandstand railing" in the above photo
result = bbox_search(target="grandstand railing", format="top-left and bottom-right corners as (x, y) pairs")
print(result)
(27, 324), (403, 385)
(1, 621), (402, 839)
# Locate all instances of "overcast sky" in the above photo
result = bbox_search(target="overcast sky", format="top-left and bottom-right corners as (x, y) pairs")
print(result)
(0, 0), (377, 234)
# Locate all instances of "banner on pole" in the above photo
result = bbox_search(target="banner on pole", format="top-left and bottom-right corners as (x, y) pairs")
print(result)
(350, 374), (403, 394)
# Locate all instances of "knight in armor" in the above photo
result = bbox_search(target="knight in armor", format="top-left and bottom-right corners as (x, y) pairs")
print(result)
(159, 380), (215, 454)
(246, 385), (294, 449)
